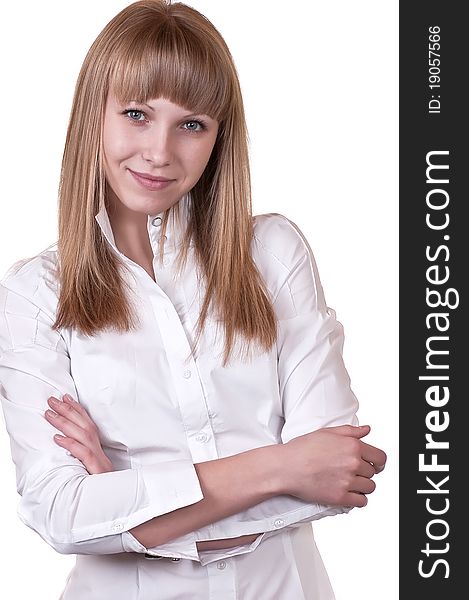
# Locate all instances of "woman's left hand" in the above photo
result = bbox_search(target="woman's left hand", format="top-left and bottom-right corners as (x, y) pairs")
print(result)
(44, 394), (114, 474)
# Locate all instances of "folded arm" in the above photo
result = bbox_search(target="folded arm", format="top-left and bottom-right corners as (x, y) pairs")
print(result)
(1, 216), (386, 561)
(0, 286), (205, 559)
(45, 390), (383, 560)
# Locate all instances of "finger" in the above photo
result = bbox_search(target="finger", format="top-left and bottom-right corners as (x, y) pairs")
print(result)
(342, 491), (368, 508)
(62, 395), (102, 436)
(47, 396), (89, 430)
(54, 435), (113, 475)
(53, 434), (73, 456)
(53, 435), (97, 472)
(360, 443), (387, 472)
(44, 409), (92, 448)
(63, 394), (94, 421)
(356, 460), (377, 479)
(351, 475), (376, 496)
(326, 424), (371, 439)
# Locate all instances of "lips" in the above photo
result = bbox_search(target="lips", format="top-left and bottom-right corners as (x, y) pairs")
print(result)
(128, 169), (175, 191)
(128, 169), (173, 182)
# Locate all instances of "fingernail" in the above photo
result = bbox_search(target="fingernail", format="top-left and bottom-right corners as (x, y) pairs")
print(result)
(63, 394), (73, 403)
(54, 434), (64, 441)
(49, 397), (60, 405)
(46, 410), (58, 418)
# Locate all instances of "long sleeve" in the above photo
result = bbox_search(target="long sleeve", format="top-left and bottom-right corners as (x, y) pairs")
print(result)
(0, 283), (204, 559)
(187, 214), (358, 552)
(275, 216), (359, 440)
(1, 212), (359, 566)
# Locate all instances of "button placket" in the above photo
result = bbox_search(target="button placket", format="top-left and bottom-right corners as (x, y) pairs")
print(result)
(147, 214), (170, 255)
(148, 294), (217, 463)
(206, 558), (236, 599)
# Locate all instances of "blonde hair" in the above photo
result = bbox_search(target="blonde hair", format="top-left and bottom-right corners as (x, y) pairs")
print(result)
(53, 0), (277, 366)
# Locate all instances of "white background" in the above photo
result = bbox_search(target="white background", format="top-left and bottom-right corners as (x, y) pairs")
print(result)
(0, 1), (398, 598)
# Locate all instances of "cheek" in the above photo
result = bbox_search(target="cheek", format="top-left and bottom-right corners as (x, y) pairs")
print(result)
(103, 126), (136, 163)
(187, 140), (217, 176)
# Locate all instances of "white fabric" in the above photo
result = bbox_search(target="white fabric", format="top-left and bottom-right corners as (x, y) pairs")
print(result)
(0, 194), (358, 598)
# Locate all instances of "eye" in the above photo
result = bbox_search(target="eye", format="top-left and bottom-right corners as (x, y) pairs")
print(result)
(183, 119), (208, 133)
(122, 109), (147, 123)
(121, 109), (208, 132)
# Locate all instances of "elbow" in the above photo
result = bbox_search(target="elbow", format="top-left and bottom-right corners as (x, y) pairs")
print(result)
(48, 541), (79, 555)
(18, 510), (77, 554)
(45, 533), (125, 556)
(47, 538), (125, 556)
(17, 472), (94, 554)
(17, 489), (77, 552)
(19, 514), (124, 555)
(16, 473), (125, 555)
(18, 509), (125, 555)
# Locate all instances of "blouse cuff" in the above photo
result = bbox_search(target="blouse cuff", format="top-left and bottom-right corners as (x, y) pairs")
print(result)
(193, 501), (352, 542)
(121, 530), (201, 562)
(120, 460), (204, 561)
(139, 460), (204, 519)
(122, 530), (268, 566)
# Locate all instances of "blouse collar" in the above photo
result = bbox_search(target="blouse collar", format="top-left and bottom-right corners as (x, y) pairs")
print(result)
(94, 193), (192, 257)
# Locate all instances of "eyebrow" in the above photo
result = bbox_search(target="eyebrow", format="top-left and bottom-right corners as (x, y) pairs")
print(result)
(142, 102), (209, 120)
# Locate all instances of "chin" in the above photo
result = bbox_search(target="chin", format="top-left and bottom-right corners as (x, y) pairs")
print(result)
(133, 196), (182, 216)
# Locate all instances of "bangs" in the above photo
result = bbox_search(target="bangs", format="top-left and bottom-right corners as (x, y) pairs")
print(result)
(108, 20), (233, 122)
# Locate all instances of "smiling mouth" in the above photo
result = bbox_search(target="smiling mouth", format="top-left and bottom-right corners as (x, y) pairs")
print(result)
(128, 169), (174, 182)
(128, 169), (175, 191)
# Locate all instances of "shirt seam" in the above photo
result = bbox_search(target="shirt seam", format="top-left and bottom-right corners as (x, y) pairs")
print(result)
(0, 340), (68, 356)
(0, 285), (59, 328)
(253, 233), (305, 309)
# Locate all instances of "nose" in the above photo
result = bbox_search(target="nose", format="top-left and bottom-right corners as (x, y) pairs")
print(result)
(142, 127), (173, 167)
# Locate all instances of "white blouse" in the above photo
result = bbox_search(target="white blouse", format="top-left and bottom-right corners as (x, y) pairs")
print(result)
(0, 195), (359, 599)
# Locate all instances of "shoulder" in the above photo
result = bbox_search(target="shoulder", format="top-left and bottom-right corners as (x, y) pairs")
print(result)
(252, 213), (326, 314)
(0, 246), (59, 320)
(252, 212), (315, 276)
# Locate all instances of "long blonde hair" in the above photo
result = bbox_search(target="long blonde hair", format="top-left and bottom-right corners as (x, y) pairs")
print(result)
(53, 0), (277, 366)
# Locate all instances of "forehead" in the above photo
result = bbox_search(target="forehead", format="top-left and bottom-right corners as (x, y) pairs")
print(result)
(107, 52), (227, 122)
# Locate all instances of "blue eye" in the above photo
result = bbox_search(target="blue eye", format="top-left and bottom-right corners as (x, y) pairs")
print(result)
(123, 109), (146, 122)
(122, 109), (208, 132)
(183, 120), (207, 133)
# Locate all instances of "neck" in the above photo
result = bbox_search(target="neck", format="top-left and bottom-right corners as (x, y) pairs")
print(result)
(106, 192), (156, 280)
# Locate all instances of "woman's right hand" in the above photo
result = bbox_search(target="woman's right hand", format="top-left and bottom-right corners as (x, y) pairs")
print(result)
(278, 425), (387, 508)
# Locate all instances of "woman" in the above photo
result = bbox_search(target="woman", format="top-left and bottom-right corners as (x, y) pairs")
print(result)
(0, 1), (386, 598)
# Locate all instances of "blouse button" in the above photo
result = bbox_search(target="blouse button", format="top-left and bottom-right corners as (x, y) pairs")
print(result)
(217, 560), (227, 570)
(112, 523), (123, 532)
(183, 369), (192, 379)
(195, 432), (208, 443)
(274, 518), (285, 528)
(151, 216), (162, 227)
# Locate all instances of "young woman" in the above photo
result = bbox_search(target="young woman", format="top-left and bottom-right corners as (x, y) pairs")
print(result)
(0, 1), (386, 598)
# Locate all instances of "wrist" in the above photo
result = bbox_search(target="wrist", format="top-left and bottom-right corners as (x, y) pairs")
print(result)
(258, 443), (288, 497)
